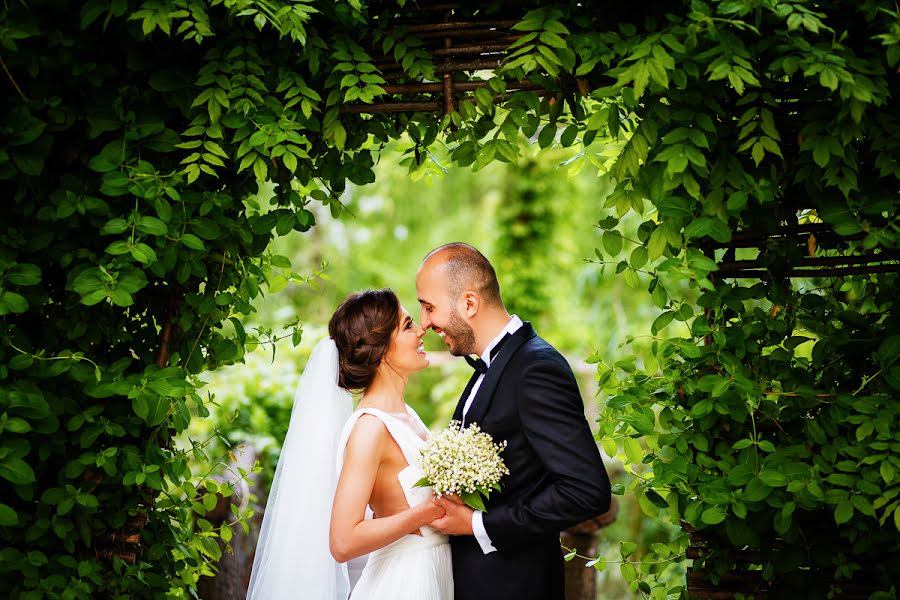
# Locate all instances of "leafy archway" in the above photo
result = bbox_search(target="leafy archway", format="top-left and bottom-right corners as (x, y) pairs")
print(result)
(1, 1), (897, 598)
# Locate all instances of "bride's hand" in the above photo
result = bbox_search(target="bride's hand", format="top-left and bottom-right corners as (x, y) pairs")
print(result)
(415, 496), (446, 525)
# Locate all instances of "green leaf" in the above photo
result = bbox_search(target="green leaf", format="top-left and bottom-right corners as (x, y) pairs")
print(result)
(282, 151), (297, 173)
(684, 216), (731, 243)
(601, 438), (617, 457)
(834, 500), (853, 525)
(651, 281), (668, 308)
(460, 490), (486, 512)
(539, 31), (567, 49)
(4, 417), (31, 434)
(181, 234), (206, 251)
(851, 495), (875, 517)
(332, 122), (347, 152)
(757, 440), (776, 453)
(100, 218), (129, 235)
(812, 139), (831, 168)
(0, 457), (36, 485)
(742, 478), (772, 502)
(825, 473), (856, 487)
(701, 506), (726, 525)
(132, 396), (148, 421)
(143, 395), (170, 426)
(130, 243), (157, 265)
(602, 231), (624, 256)
(137, 217), (168, 235)
(856, 421), (874, 441)
(109, 289), (133, 307)
(537, 125), (556, 149)
(624, 437), (643, 464)
(624, 269), (640, 289)
(0, 291), (28, 315)
(560, 125), (578, 147)
(630, 246), (648, 269)
(253, 157), (269, 182)
(0, 503), (18, 526)
(106, 240), (131, 256)
(8, 353), (32, 370)
(647, 227), (667, 259)
(651, 311), (674, 335)
(7, 264), (41, 286)
(270, 255), (292, 269)
(759, 470), (787, 487)
(473, 143), (496, 172)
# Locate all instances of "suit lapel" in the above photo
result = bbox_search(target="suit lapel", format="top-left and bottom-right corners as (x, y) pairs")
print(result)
(463, 323), (536, 427)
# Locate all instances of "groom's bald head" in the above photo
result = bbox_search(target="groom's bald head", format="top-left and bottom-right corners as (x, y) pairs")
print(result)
(419, 243), (503, 307)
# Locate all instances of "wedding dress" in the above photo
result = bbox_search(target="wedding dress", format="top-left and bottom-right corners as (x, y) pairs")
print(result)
(336, 405), (454, 600)
(246, 338), (452, 600)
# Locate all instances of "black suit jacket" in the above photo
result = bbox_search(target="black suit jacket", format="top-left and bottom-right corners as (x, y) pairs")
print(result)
(450, 323), (611, 600)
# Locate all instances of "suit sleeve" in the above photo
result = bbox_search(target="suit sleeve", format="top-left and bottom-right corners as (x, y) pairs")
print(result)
(481, 358), (611, 550)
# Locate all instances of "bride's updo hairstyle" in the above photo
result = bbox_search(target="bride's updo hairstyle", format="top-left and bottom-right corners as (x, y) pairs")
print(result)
(328, 288), (401, 391)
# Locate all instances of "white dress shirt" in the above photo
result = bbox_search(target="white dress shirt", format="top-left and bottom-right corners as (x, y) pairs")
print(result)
(464, 315), (523, 554)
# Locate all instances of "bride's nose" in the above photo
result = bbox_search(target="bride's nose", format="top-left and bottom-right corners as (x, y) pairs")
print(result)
(414, 323), (426, 338)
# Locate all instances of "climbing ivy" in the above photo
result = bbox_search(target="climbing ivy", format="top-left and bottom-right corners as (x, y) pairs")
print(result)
(1, 0), (898, 598)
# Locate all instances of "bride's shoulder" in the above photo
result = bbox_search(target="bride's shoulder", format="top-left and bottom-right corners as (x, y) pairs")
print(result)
(345, 411), (389, 448)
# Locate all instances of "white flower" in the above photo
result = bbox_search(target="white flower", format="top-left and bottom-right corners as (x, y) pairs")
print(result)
(417, 421), (509, 511)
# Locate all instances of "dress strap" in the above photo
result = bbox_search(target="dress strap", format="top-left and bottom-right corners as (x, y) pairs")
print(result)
(335, 408), (422, 474)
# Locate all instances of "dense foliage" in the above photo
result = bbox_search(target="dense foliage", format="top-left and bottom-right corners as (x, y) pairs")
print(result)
(579, 3), (900, 599)
(1, 0), (897, 598)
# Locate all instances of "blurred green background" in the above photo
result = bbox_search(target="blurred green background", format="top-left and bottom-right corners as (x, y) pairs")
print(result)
(183, 143), (689, 597)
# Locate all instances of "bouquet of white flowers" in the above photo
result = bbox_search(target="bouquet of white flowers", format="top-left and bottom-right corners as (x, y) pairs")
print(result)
(415, 420), (509, 511)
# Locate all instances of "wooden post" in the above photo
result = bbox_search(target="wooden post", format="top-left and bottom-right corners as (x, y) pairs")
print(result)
(560, 498), (619, 600)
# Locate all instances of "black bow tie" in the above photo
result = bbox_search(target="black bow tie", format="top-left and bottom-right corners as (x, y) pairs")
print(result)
(465, 354), (488, 374)
(464, 334), (512, 375)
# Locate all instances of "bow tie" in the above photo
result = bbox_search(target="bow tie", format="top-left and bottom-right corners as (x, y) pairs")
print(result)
(465, 354), (488, 374)
(464, 334), (512, 375)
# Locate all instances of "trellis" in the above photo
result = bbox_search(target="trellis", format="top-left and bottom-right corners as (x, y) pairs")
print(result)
(340, 3), (554, 116)
(713, 222), (900, 280)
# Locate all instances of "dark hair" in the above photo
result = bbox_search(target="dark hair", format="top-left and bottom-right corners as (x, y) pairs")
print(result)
(421, 242), (503, 306)
(328, 288), (401, 391)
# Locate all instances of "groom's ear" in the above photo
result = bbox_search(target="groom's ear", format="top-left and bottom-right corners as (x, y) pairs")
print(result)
(462, 290), (480, 318)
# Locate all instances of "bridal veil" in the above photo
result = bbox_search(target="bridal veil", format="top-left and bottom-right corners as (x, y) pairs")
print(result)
(246, 337), (354, 600)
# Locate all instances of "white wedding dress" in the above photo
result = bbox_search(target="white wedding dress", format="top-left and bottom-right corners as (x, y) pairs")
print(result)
(336, 405), (454, 600)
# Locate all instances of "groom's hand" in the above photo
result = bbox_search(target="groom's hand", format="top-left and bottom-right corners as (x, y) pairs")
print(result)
(430, 496), (474, 535)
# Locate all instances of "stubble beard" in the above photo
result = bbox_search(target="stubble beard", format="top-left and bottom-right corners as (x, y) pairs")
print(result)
(444, 309), (476, 357)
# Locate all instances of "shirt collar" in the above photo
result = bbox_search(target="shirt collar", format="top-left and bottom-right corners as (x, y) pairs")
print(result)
(481, 315), (523, 367)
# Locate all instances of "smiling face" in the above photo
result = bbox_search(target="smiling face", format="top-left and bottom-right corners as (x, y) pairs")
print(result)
(416, 262), (477, 357)
(382, 306), (429, 375)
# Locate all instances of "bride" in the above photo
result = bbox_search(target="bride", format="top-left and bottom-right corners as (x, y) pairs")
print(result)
(246, 288), (453, 599)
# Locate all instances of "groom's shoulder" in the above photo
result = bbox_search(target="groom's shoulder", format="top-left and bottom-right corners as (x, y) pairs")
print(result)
(517, 328), (567, 366)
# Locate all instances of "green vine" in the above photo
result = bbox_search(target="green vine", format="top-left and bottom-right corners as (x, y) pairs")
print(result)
(1, 1), (898, 598)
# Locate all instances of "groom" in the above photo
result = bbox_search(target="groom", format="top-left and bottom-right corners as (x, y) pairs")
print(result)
(416, 243), (612, 600)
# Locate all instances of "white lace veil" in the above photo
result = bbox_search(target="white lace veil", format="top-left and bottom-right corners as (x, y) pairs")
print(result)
(247, 337), (353, 600)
